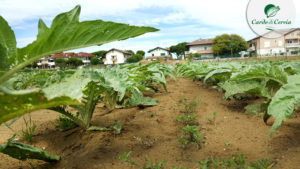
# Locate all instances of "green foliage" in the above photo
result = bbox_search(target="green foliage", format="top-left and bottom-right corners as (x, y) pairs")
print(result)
(178, 125), (202, 149)
(212, 34), (248, 56)
(90, 57), (102, 65)
(142, 158), (166, 169)
(21, 115), (36, 142)
(126, 50), (135, 55)
(66, 57), (83, 68)
(169, 42), (188, 58)
(0, 5), (158, 84)
(197, 153), (275, 169)
(175, 60), (300, 137)
(176, 115), (198, 125)
(180, 99), (199, 114)
(126, 54), (144, 63)
(267, 75), (300, 137)
(0, 135), (60, 162)
(92, 50), (106, 58)
(91, 57), (103, 65)
(204, 112), (217, 125)
(54, 58), (67, 69)
(57, 115), (78, 130)
(118, 151), (136, 165)
(137, 50), (146, 56)
(0, 5), (158, 125)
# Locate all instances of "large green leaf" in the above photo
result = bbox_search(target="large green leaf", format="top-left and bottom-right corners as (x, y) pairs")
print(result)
(0, 16), (17, 71)
(0, 5), (158, 84)
(125, 88), (157, 107)
(220, 80), (270, 99)
(0, 87), (79, 124)
(0, 136), (60, 162)
(230, 64), (287, 85)
(267, 75), (300, 137)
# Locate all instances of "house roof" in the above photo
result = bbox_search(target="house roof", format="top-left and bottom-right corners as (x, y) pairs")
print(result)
(248, 28), (300, 42)
(186, 38), (213, 46)
(105, 48), (133, 55)
(51, 52), (96, 59)
(148, 47), (170, 53)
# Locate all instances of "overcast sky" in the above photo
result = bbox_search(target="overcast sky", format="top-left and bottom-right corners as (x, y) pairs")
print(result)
(1, 0), (299, 55)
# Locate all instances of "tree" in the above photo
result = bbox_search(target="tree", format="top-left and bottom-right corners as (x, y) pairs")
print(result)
(92, 50), (106, 58)
(66, 57), (83, 68)
(169, 42), (188, 59)
(90, 57), (102, 65)
(126, 50), (135, 55)
(54, 58), (67, 69)
(212, 34), (248, 56)
(126, 54), (143, 63)
(136, 50), (145, 56)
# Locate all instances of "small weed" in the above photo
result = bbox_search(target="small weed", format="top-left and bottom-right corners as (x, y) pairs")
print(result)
(171, 105), (177, 111)
(149, 112), (156, 118)
(176, 115), (198, 125)
(197, 153), (276, 169)
(118, 151), (136, 165)
(21, 115), (36, 142)
(142, 158), (165, 169)
(224, 142), (231, 147)
(181, 99), (199, 114)
(204, 112), (217, 126)
(57, 115), (77, 130)
(178, 125), (202, 149)
(133, 136), (156, 149)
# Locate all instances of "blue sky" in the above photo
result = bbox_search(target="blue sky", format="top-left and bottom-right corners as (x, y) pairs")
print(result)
(1, 0), (299, 56)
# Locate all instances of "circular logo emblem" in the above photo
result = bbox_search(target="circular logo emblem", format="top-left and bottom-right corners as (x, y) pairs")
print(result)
(246, 0), (296, 38)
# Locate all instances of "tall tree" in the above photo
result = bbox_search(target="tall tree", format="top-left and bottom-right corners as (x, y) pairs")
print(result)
(92, 50), (106, 58)
(136, 50), (145, 57)
(212, 34), (248, 56)
(169, 42), (188, 59)
(126, 50), (135, 55)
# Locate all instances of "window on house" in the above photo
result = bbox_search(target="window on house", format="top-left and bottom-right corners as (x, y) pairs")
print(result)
(204, 47), (207, 50)
(161, 53), (166, 56)
(152, 54), (154, 56)
(287, 40), (293, 44)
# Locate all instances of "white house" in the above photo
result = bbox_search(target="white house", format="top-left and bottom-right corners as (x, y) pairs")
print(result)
(104, 48), (132, 65)
(186, 38), (214, 58)
(146, 47), (172, 61)
(36, 56), (55, 69)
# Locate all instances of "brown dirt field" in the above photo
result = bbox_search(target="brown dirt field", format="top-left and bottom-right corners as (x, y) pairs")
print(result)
(0, 78), (300, 169)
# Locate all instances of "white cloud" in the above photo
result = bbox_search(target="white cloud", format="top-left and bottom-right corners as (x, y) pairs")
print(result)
(1, 0), (298, 50)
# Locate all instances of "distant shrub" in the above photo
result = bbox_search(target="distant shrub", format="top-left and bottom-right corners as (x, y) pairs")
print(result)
(90, 57), (103, 65)
(126, 54), (143, 63)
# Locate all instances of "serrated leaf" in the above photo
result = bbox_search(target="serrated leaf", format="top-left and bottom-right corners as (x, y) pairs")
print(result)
(267, 75), (300, 137)
(125, 88), (157, 107)
(203, 69), (232, 83)
(0, 16), (17, 71)
(220, 80), (270, 99)
(0, 87), (80, 124)
(0, 5), (158, 84)
(0, 136), (60, 162)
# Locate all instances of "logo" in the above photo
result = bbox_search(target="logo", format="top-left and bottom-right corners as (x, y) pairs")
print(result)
(264, 4), (280, 18)
(246, 0), (296, 38)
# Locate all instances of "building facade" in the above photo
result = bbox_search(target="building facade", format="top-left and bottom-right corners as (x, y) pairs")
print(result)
(104, 48), (132, 65)
(186, 39), (214, 58)
(146, 47), (172, 61)
(248, 28), (300, 56)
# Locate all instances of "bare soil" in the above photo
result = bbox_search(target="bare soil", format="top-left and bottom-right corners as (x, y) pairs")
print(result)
(1, 78), (299, 169)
